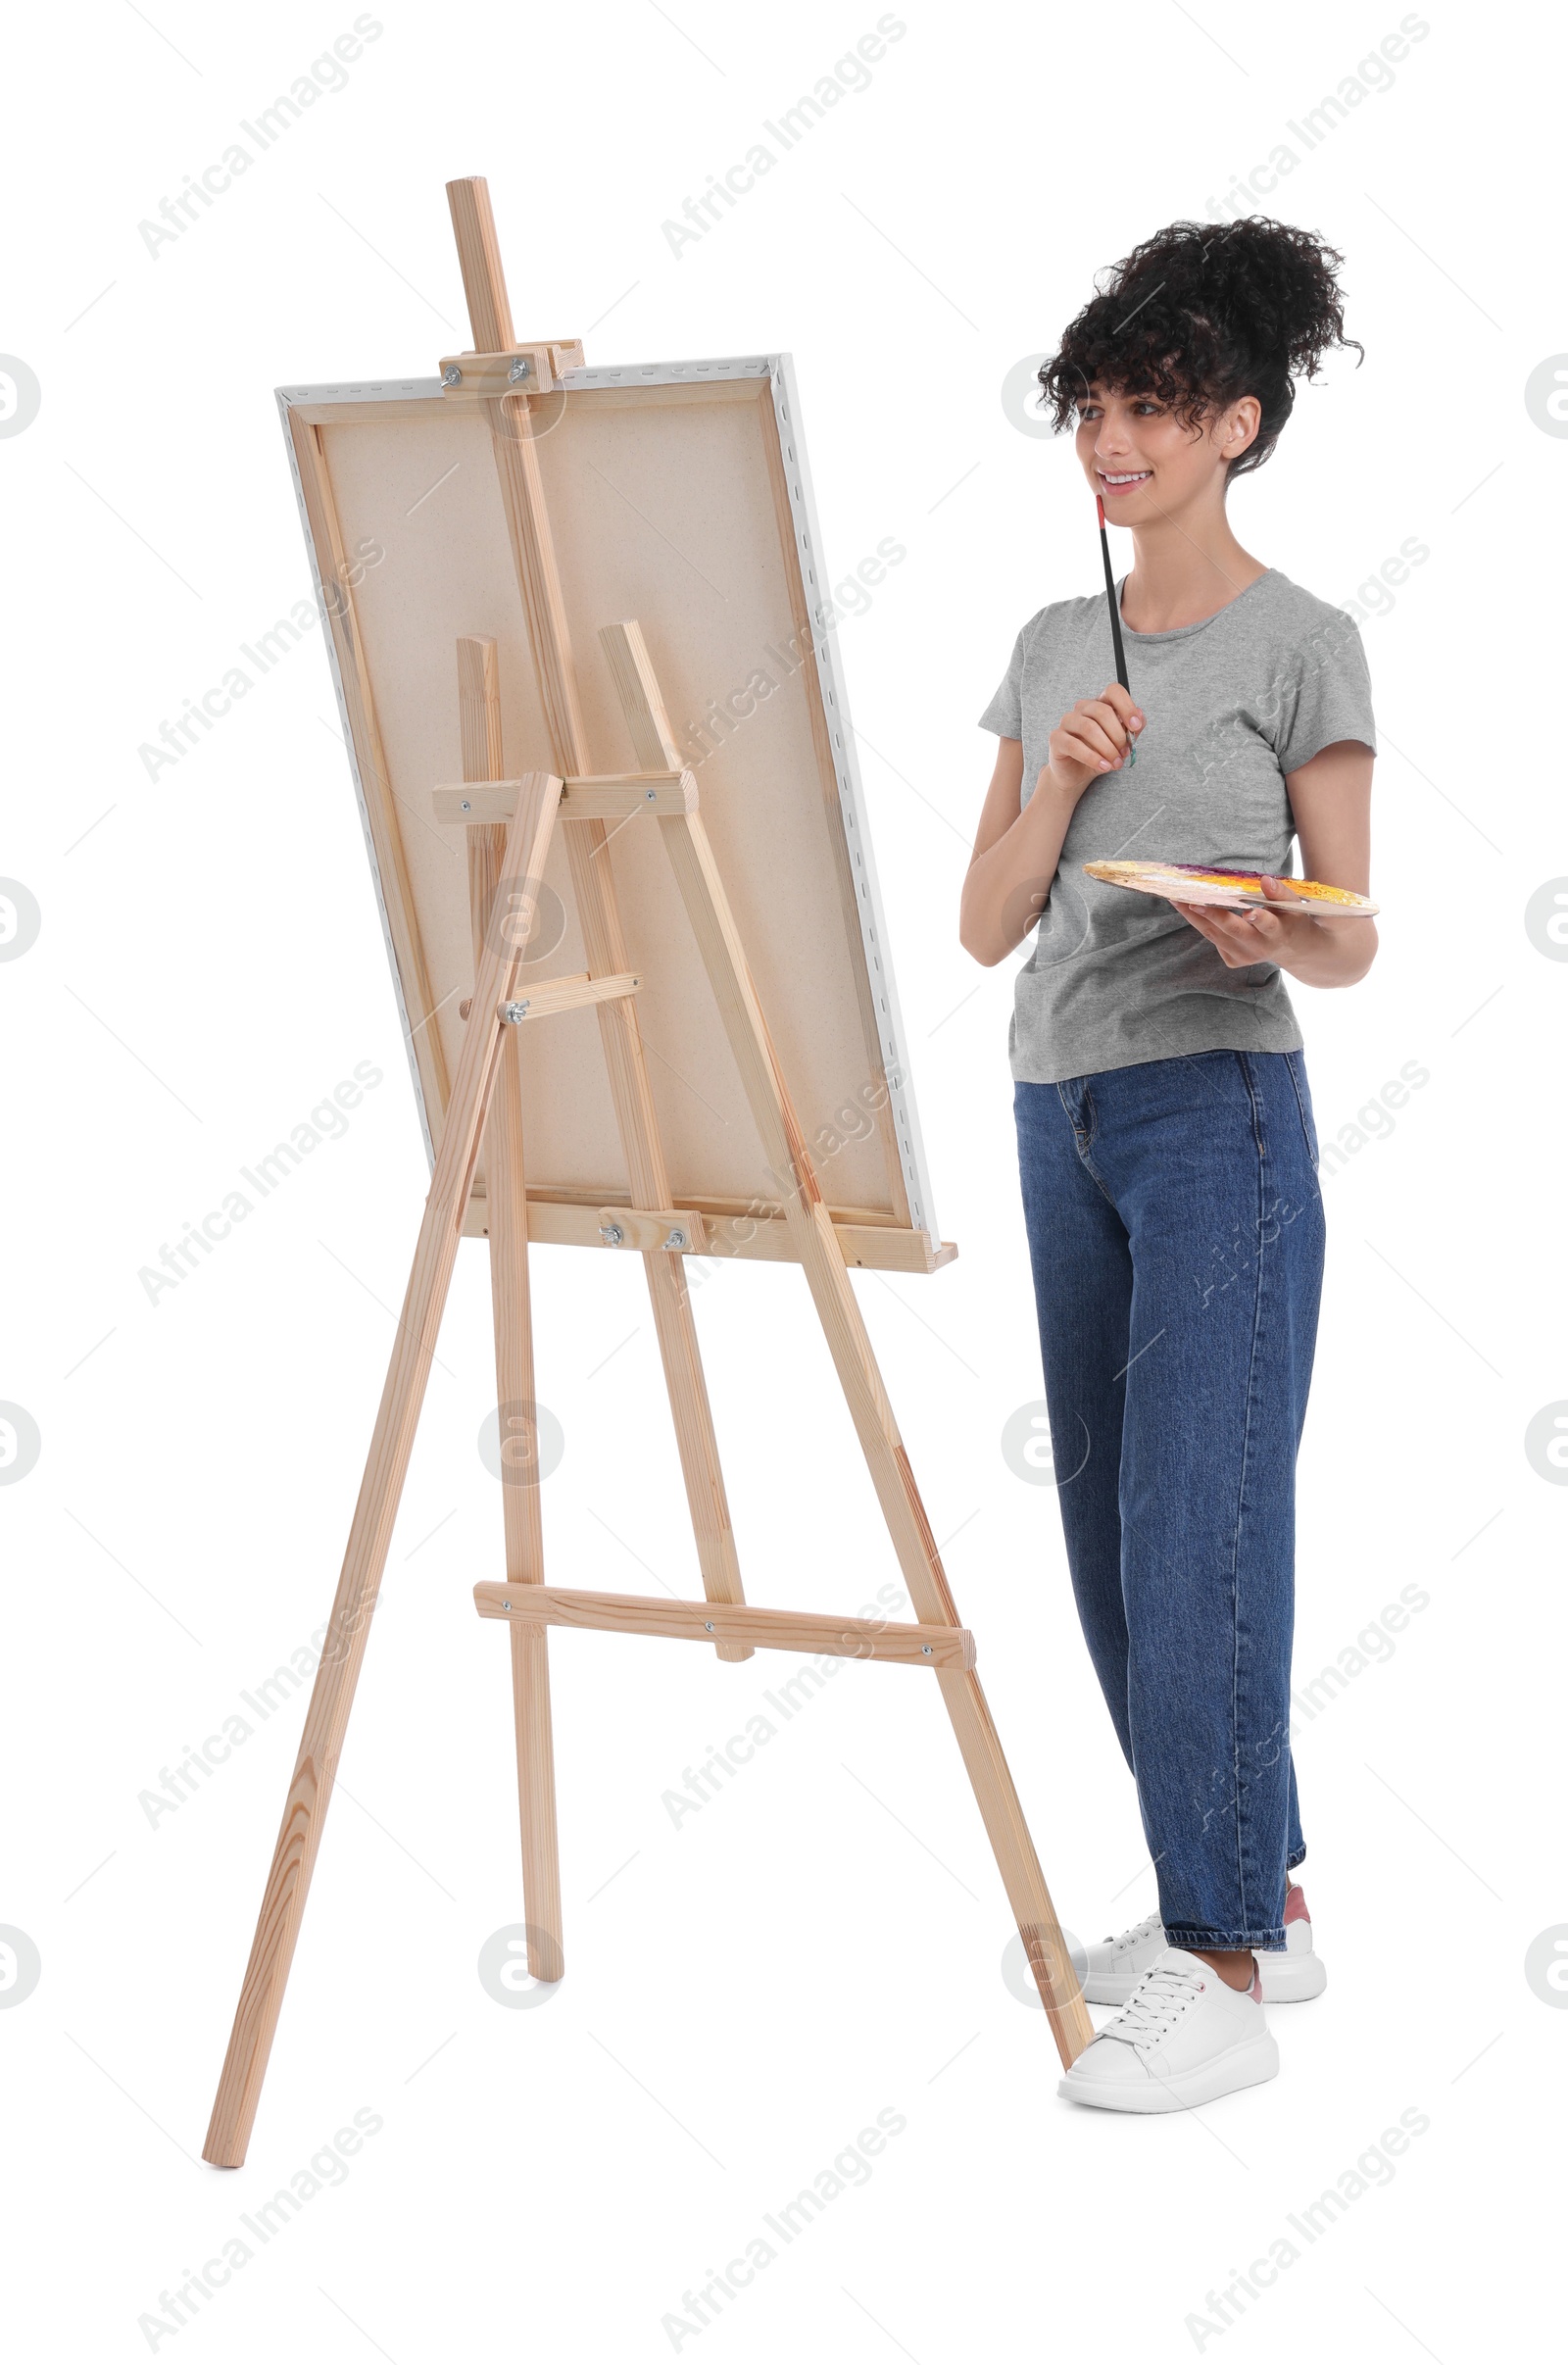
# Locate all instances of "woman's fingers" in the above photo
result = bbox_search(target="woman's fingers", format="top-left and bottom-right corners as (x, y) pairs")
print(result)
(1172, 897), (1306, 968)
(1098, 683), (1145, 729)
(1053, 726), (1115, 775)
(1046, 689), (1147, 789)
(1060, 710), (1127, 768)
(1080, 697), (1136, 753)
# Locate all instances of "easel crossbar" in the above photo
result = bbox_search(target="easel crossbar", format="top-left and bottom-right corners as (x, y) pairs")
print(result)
(473, 1583), (976, 1668)
(435, 772), (693, 825)
(491, 971), (639, 1022)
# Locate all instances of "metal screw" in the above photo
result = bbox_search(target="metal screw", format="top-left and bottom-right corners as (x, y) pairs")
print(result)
(502, 999), (529, 1024)
(600, 1221), (624, 1246)
(704, 1621), (714, 1632)
(664, 1227), (687, 1251)
(645, 788), (657, 801)
(461, 799), (471, 812)
(442, 363), (462, 386)
(921, 1644), (933, 1655)
(508, 355), (532, 382)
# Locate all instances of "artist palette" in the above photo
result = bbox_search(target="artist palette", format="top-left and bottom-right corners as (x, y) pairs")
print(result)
(1082, 860), (1379, 916)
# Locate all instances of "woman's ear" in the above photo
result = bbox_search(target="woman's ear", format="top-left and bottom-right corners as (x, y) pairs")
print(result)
(1226, 395), (1261, 451)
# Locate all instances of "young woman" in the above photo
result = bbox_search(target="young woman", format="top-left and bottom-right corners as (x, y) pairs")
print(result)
(961, 218), (1377, 2113)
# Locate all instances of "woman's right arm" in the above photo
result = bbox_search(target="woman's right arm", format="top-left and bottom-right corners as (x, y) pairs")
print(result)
(958, 685), (1144, 966)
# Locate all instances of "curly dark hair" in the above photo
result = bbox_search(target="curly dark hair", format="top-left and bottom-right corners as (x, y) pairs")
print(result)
(1035, 216), (1363, 480)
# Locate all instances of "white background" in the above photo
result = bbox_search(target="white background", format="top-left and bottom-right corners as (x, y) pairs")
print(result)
(3, 2), (1563, 2357)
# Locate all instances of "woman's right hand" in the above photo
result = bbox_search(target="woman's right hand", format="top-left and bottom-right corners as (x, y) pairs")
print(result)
(1040, 683), (1145, 802)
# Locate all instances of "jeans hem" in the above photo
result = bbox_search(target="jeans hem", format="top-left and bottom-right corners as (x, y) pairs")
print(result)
(1164, 1924), (1288, 1952)
(1287, 1847), (1307, 1871)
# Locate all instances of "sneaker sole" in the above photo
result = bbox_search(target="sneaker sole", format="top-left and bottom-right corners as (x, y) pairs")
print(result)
(1057, 2029), (1280, 2114)
(1085, 1953), (1327, 2007)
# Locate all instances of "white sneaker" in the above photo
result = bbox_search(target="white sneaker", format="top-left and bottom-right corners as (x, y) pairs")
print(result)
(1267, 1883), (1328, 1999)
(1082, 1885), (1327, 2004)
(1082, 1909), (1166, 2003)
(1058, 1947), (1279, 2114)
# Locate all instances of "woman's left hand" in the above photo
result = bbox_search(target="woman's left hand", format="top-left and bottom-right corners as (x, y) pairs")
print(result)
(1171, 872), (1376, 989)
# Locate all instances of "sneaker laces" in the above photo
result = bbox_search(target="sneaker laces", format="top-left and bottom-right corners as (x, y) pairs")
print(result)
(1101, 1908), (1162, 1954)
(1101, 1956), (1206, 2046)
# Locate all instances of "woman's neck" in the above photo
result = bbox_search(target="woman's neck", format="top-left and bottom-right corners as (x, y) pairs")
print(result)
(1119, 515), (1269, 633)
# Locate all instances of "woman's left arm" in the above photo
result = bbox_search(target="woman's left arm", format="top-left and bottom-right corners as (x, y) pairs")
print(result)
(1172, 736), (1377, 988)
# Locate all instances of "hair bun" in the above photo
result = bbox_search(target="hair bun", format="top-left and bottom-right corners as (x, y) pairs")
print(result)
(1035, 215), (1363, 477)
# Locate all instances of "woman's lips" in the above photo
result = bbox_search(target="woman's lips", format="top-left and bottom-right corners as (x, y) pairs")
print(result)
(1098, 468), (1152, 497)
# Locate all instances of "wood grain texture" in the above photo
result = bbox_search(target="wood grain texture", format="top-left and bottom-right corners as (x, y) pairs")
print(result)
(754, 386), (910, 1223)
(447, 176), (750, 1659)
(463, 638), (563, 1988)
(458, 633), (506, 780)
(433, 772), (693, 825)
(462, 1193), (954, 1269)
(590, 1206), (709, 1253)
(438, 345), (584, 399)
(933, 1662), (1093, 2058)
(286, 405), (450, 1122)
(467, 971), (641, 1023)
(286, 398), (445, 427)
(474, 1584), (975, 1668)
(445, 179), (515, 352)
(556, 378), (761, 413)
(202, 772), (564, 2167)
(445, 178), (588, 769)
(599, 621), (682, 770)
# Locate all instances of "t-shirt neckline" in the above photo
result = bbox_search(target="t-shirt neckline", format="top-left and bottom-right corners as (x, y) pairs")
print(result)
(1116, 566), (1277, 642)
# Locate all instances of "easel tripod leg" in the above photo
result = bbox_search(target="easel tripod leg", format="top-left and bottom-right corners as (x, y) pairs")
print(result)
(202, 774), (564, 2167)
(486, 1150), (564, 1984)
(935, 1669), (1090, 2063)
(556, 816), (753, 1664)
(466, 794), (564, 1986)
(638, 1243), (749, 1657)
(203, 1172), (486, 2167)
(650, 797), (1096, 2067)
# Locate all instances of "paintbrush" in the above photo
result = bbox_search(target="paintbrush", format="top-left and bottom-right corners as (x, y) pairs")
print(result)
(1096, 491), (1137, 768)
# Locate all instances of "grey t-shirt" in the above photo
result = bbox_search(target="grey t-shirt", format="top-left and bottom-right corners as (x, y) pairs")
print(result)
(978, 567), (1377, 1084)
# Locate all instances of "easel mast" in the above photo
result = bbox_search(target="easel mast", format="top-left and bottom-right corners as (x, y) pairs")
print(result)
(203, 180), (1090, 2169)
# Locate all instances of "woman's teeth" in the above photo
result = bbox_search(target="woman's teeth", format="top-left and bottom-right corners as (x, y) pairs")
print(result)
(1101, 469), (1151, 487)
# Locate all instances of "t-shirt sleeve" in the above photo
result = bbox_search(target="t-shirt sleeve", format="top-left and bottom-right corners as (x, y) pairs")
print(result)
(1272, 610), (1378, 774)
(978, 627), (1026, 738)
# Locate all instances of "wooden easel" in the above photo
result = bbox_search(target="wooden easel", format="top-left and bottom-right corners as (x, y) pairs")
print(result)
(203, 180), (1091, 2167)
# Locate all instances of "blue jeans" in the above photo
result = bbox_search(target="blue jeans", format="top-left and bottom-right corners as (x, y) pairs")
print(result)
(1013, 1050), (1325, 1951)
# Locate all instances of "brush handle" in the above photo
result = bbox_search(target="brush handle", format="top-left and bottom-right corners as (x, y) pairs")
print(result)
(1096, 504), (1132, 694)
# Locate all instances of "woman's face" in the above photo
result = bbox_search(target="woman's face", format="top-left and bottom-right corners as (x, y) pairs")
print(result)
(1073, 381), (1260, 522)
